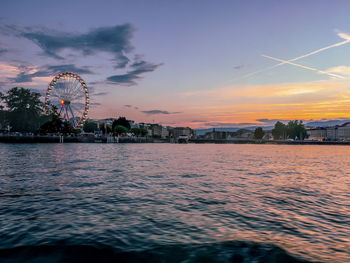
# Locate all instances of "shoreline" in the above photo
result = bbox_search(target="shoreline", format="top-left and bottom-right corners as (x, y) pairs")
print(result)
(0, 135), (350, 145)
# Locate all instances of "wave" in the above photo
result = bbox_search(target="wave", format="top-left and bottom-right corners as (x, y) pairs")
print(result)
(0, 240), (313, 263)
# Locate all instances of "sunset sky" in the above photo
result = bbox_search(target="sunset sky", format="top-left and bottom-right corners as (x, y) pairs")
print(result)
(1, 0), (350, 128)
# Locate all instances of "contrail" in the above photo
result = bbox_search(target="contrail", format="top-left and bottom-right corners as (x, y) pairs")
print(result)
(261, 54), (344, 79)
(233, 33), (350, 81)
(270, 38), (350, 68)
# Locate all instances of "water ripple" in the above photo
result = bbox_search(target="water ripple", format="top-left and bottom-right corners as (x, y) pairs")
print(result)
(0, 143), (349, 262)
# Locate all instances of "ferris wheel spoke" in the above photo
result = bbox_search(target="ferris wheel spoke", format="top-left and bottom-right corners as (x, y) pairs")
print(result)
(65, 81), (78, 99)
(70, 80), (83, 97)
(68, 78), (76, 97)
(68, 105), (76, 126)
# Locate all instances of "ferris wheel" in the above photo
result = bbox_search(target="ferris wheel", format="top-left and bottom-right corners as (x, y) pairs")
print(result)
(44, 72), (89, 129)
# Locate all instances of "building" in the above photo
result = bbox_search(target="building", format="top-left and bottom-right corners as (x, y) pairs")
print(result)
(324, 122), (350, 141)
(307, 127), (326, 141)
(326, 126), (338, 141)
(138, 123), (152, 136)
(203, 129), (236, 140)
(263, 130), (273, 140)
(169, 127), (194, 139)
(161, 127), (169, 138)
(150, 124), (162, 137)
(336, 122), (350, 141)
(235, 129), (253, 139)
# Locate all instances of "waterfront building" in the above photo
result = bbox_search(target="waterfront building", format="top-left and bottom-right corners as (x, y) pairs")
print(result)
(326, 126), (337, 141)
(307, 127), (326, 141)
(336, 122), (350, 141)
(203, 129), (256, 140)
(325, 123), (350, 141)
(150, 124), (162, 137)
(204, 130), (232, 140)
(235, 129), (253, 139)
(138, 123), (152, 137)
(161, 127), (169, 138)
(263, 130), (273, 140)
(170, 127), (194, 139)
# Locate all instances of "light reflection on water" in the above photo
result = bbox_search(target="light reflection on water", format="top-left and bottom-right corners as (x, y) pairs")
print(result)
(0, 143), (349, 262)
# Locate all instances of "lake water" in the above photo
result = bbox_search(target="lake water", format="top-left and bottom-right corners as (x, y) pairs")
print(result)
(0, 143), (349, 262)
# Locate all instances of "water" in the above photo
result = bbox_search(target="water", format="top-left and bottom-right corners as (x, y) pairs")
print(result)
(0, 143), (349, 262)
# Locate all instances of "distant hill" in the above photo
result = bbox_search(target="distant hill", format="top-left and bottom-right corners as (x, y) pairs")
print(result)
(195, 120), (350, 135)
(195, 126), (273, 136)
(305, 120), (350, 128)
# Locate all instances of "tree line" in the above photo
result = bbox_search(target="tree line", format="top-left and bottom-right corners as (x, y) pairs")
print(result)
(0, 87), (147, 136)
(253, 120), (307, 140)
(83, 117), (148, 137)
(0, 87), (77, 134)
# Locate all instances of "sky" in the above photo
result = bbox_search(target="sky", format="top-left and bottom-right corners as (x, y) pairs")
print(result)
(2, 0), (350, 128)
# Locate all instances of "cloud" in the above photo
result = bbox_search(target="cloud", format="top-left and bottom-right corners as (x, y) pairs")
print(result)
(0, 48), (7, 55)
(181, 80), (339, 103)
(106, 60), (162, 86)
(124, 104), (132, 107)
(9, 64), (93, 83)
(234, 64), (244, 70)
(325, 66), (350, 76)
(106, 74), (136, 85)
(2, 23), (162, 87)
(93, 91), (108, 96)
(203, 122), (260, 128)
(141, 110), (181, 115)
(87, 86), (108, 96)
(13, 24), (134, 64)
(47, 64), (93, 75)
(27, 88), (45, 96)
(191, 120), (207, 123)
(256, 118), (289, 125)
(142, 110), (170, 115)
(0, 82), (7, 89)
(178, 79), (350, 125)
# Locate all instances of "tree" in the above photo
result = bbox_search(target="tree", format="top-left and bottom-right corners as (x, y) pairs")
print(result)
(83, 120), (98, 133)
(0, 92), (7, 130)
(0, 91), (4, 110)
(272, 121), (286, 140)
(286, 120), (307, 140)
(130, 127), (148, 137)
(100, 124), (112, 134)
(39, 118), (61, 134)
(61, 120), (75, 135)
(130, 127), (141, 136)
(114, 125), (128, 136)
(112, 117), (130, 131)
(139, 128), (148, 137)
(39, 106), (63, 134)
(3, 87), (43, 132)
(254, 127), (265, 140)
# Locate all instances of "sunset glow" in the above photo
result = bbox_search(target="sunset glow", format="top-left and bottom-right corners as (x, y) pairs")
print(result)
(1, 1), (350, 129)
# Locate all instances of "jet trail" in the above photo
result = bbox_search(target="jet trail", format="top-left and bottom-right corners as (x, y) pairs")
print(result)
(233, 33), (350, 81)
(270, 38), (350, 69)
(261, 54), (344, 79)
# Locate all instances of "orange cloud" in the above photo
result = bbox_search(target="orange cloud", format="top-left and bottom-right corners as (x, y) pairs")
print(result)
(179, 80), (350, 127)
(0, 63), (20, 82)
